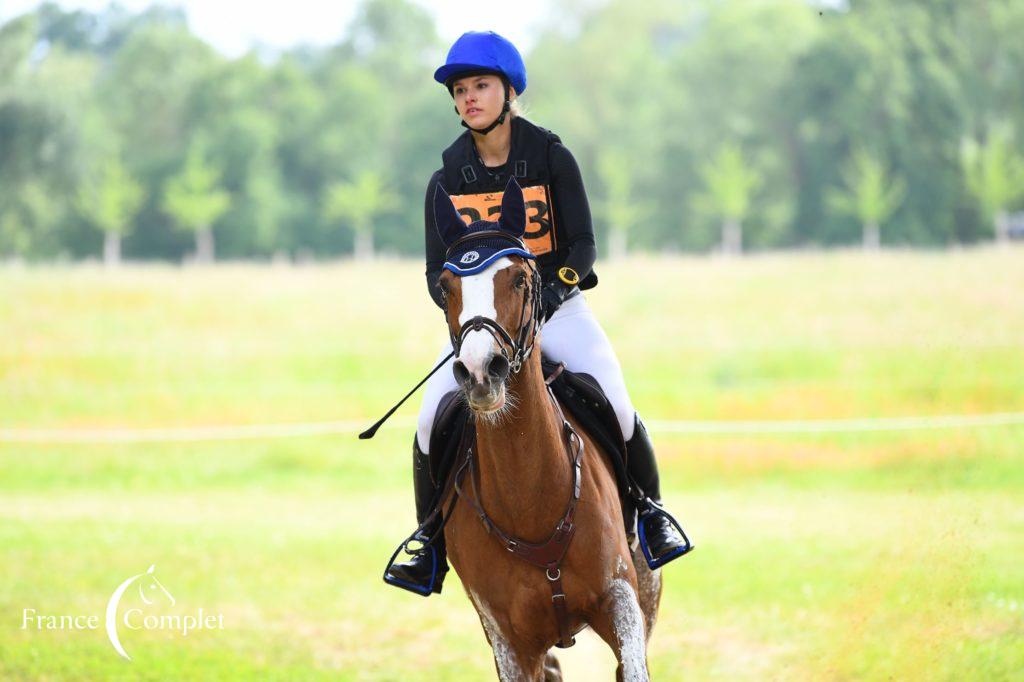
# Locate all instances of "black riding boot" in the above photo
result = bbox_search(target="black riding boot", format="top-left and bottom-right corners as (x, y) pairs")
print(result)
(626, 415), (694, 568)
(383, 436), (449, 595)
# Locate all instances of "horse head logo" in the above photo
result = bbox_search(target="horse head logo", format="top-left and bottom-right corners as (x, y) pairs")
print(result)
(105, 564), (175, 661)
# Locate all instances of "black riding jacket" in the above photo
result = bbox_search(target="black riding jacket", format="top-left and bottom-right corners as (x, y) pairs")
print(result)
(423, 116), (598, 310)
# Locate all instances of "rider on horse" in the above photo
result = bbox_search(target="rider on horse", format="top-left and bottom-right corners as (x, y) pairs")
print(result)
(385, 30), (691, 595)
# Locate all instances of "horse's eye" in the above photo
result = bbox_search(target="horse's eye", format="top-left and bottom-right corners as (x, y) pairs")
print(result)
(514, 274), (526, 289)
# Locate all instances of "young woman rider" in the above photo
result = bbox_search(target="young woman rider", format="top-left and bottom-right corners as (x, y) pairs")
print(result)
(385, 31), (690, 595)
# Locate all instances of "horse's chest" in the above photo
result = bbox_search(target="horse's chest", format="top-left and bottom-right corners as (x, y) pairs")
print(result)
(446, 506), (602, 626)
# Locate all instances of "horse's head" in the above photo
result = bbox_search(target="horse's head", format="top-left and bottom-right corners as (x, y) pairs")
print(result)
(434, 178), (543, 416)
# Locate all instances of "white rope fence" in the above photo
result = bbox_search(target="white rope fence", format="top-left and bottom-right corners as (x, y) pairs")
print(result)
(647, 411), (1024, 434)
(2, 412), (1023, 444)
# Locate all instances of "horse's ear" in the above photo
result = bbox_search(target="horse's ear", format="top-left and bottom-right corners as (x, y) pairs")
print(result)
(498, 177), (526, 238)
(433, 183), (466, 247)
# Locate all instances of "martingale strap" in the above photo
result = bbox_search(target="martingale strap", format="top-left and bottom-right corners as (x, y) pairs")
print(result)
(454, 375), (584, 649)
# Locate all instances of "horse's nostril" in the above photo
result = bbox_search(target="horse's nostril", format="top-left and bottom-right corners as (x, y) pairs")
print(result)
(487, 355), (510, 381)
(453, 360), (471, 386)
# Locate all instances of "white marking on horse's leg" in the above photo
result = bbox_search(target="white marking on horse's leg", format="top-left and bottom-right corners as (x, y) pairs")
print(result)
(607, 578), (649, 682)
(468, 588), (523, 682)
(458, 257), (513, 379)
(634, 563), (661, 640)
(615, 553), (630, 578)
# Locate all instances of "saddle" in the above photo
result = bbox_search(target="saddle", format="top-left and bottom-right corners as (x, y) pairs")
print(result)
(427, 359), (639, 537)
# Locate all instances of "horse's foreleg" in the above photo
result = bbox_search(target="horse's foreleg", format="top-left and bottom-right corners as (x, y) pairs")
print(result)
(469, 588), (549, 681)
(589, 577), (650, 682)
(485, 633), (549, 682)
(542, 651), (563, 681)
(631, 542), (663, 641)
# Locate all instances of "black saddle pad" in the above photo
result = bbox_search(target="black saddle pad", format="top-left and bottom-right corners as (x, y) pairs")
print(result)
(427, 361), (636, 535)
(428, 390), (469, 488)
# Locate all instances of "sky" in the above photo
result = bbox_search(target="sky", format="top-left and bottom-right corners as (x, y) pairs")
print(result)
(0, 0), (554, 57)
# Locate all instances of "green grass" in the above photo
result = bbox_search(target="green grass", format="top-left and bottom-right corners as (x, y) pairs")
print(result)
(1, 249), (1022, 680)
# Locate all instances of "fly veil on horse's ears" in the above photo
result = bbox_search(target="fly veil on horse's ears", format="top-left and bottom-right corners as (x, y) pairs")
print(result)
(433, 177), (535, 276)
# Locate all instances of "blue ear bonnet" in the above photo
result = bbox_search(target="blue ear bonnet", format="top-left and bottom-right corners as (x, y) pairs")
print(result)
(443, 224), (535, 276)
(433, 177), (535, 277)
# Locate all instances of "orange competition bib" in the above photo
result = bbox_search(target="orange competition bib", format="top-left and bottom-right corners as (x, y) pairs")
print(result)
(448, 185), (557, 256)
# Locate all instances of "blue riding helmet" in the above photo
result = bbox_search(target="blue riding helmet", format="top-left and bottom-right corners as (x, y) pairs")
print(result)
(434, 31), (527, 96)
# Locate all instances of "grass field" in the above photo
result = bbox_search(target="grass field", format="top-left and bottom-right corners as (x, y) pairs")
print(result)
(1, 248), (1022, 680)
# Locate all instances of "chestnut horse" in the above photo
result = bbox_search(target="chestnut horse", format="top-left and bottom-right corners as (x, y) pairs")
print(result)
(434, 183), (661, 681)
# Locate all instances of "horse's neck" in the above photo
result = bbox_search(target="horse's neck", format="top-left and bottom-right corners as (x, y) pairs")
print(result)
(473, 353), (572, 540)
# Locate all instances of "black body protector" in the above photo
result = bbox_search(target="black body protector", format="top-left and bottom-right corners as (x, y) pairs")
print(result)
(440, 116), (598, 291)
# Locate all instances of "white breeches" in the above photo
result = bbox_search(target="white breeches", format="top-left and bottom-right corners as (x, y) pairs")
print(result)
(416, 293), (637, 453)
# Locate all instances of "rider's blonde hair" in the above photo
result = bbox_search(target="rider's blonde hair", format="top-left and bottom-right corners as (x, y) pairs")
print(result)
(510, 97), (525, 119)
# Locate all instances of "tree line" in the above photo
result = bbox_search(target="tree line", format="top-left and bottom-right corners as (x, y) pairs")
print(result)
(1, 0), (1023, 264)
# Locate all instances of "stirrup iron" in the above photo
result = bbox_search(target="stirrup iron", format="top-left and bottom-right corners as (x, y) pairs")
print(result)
(637, 500), (694, 570)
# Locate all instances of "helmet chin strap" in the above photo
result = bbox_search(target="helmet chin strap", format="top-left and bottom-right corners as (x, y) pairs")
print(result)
(456, 80), (512, 136)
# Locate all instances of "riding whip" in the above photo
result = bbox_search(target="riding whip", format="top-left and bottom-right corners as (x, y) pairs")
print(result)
(358, 351), (455, 439)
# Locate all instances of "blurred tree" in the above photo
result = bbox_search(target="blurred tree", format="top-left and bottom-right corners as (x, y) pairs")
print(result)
(4, 0), (1024, 259)
(827, 148), (906, 250)
(693, 142), (762, 255)
(76, 155), (144, 266)
(34, 2), (188, 58)
(162, 139), (231, 263)
(1, 24), (101, 257)
(99, 23), (219, 259)
(786, 1), (963, 246)
(324, 170), (395, 260)
(670, 0), (819, 249)
(961, 126), (1024, 244)
(954, 1), (1024, 143)
(0, 14), (40, 257)
(238, 154), (291, 257)
(529, 0), (679, 251)
(0, 180), (62, 258)
(324, 0), (443, 257)
(596, 148), (650, 259)
(0, 14), (35, 88)
(188, 54), (285, 257)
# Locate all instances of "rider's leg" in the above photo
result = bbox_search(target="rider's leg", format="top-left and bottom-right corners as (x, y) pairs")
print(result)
(539, 293), (637, 438)
(384, 435), (450, 594)
(416, 341), (458, 455)
(540, 294), (691, 565)
(623, 414), (693, 564)
(384, 342), (456, 595)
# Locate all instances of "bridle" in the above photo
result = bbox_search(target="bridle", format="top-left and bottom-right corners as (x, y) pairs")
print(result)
(443, 230), (544, 375)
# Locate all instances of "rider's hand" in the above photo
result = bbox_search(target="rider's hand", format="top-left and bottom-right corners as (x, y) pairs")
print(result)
(541, 281), (572, 321)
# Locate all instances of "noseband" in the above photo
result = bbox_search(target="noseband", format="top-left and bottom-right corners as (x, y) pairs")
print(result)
(445, 232), (543, 375)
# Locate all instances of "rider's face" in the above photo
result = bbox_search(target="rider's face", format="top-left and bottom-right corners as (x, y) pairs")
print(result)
(451, 75), (510, 126)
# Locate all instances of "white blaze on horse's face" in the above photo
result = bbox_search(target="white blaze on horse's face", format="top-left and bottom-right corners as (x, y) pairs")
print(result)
(456, 256), (513, 410)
